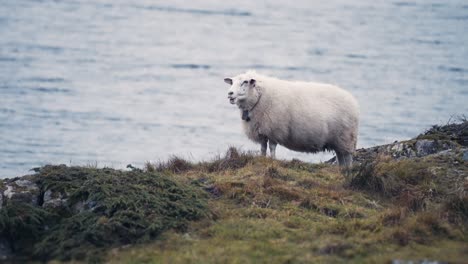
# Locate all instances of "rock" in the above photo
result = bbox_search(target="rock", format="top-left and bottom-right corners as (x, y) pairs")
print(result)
(417, 121), (468, 147)
(15, 179), (39, 191)
(3, 177), (40, 205)
(463, 149), (468, 161)
(72, 200), (98, 213)
(415, 140), (438, 157)
(387, 142), (416, 159)
(435, 149), (452, 156)
(354, 138), (460, 163)
(72, 200), (85, 213)
(87, 200), (98, 211)
(3, 185), (15, 199)
(43, 190), (67, 208)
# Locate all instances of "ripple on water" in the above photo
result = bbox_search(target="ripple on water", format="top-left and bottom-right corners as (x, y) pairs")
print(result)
(131, 5), (252, 17)
(438, 65), (468, 73)
(171, 64), (211, 70)
(393, 2), (417, 7)
(31, 87), (72, 94)
(0, 56), (17, 62)
(22, 77), (67, 83)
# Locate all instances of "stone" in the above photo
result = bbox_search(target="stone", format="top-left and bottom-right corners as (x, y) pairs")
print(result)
(3, 178), (40, 205)
(387, 142), (416, 159)
(43, 190), (67, 208)
(72, 201), (85, 213)
(3, 186), (14, 199)
(415, 140), (437, 157)
(72, 200), (98, 213)
(463, 150), (468, 161)
(435, 149), (452, 156)
(15, 179), (39, 191)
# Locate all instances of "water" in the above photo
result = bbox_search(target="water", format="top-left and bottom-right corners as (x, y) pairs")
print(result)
(1, 0), (467, 177)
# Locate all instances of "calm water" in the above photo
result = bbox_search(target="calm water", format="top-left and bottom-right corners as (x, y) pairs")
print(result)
(1, 0), (467, 177)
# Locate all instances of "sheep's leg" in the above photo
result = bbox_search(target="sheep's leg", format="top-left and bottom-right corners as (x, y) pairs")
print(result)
(343, 153), (353, 167)
(336, 152), (345, 166)
(269, 140), (277, 159)
(260, 137), (268, 156)
(336, 151), (353, 178)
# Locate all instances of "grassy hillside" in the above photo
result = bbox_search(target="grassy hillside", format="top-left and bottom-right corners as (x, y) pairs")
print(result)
(0, 121), (467, 263)
(113, 147), (467, 264)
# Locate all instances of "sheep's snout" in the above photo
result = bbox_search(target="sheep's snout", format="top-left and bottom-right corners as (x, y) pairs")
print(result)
(227, 92), (237, 104)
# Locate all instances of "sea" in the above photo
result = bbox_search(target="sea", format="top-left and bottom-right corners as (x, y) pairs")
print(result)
(1, 0), (467, 177)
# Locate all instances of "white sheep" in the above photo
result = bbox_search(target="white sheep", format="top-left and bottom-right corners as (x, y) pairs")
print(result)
(223, 71), (359, 167)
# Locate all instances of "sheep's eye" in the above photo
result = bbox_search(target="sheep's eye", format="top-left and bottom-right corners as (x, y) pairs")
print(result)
(242, 80), (248, 86)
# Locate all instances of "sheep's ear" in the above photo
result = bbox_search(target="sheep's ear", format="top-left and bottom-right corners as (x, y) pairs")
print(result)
(249, 79), (256, 87)
(224, 78), (233, 85)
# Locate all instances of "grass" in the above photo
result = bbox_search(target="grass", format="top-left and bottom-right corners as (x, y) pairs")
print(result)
(107, 146), (467, 264)
(1, 122), (467, 263)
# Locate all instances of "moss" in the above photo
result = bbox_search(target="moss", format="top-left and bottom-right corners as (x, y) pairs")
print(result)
(0, 165), (209, 262)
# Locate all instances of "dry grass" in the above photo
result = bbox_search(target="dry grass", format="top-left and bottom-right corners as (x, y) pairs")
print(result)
(106, 146), (467, 264)
(3, 140), (467, 263)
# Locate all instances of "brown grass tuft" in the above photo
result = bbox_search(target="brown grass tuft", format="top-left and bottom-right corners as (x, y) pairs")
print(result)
(264, 166), (295, 181)
(391, 229), (410, 246)
(445, 195), (468, 222)
(318, 242), (353, 256)
(146, 156), (193, 173)
(380, 208), (409, 226)
(348, 156), (437, 212)
(200, 147), (256, 172)
(265, 185), (302, 202)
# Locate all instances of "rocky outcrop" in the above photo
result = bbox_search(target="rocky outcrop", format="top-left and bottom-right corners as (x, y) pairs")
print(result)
(0, 165), (209, 262)
(2, 176), (40, 206)
(353, 139), (460, 163)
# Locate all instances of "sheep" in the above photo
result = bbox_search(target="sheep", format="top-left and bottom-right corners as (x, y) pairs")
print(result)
(223, 71), (359, 167)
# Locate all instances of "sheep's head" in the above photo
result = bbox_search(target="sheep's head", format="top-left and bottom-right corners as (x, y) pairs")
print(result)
(223, 77), (256, 106)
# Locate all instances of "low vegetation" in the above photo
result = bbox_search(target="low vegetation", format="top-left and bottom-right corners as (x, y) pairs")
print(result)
(1, 121), (467, 263)
(118, 146), (466, 264)
(0, 166), (209, 262)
